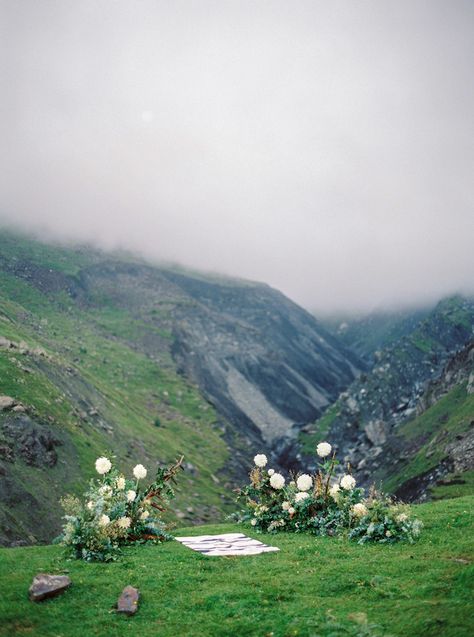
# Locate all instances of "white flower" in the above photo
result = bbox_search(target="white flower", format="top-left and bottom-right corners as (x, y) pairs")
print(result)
(117, 516), (131, 529)
(296, 474), (313, 492)
(95, 456), (112, 475)
(289, 481), (296, 487)
(352, 503), (368, 518)
(99, 485), (112, 497)
(295, 491), (309, 503)
(127, 490), (136, 502)
(133, 464), (147, 480)
(282, 501), (290, 511)
(99, 514), (110, 526)
(251, 518), (257, 526)
(116, 477), (126, 490)
(316, 442), (332, 458)
(254, 454), (267, 468)
(385, 530), (392, 537)
(269, 473), (285, 490)
(329, 484), (340, 500)
(140, 510), (150, 520)
(340, 474), (356, 490)
(86, 500), (94, 511)
(288, 507), (295, 515)
(397, 513), (408, 523)
(268, 469), (275, 476)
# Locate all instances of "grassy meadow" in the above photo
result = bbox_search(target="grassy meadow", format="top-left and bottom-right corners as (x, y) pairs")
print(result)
(0, 495), (472, 637)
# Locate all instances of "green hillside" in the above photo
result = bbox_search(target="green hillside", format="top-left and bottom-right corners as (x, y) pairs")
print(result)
(0, 496), (472, 637)
(0, 232), (234, 543)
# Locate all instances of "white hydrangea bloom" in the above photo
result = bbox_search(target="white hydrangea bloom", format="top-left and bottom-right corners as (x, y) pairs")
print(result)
(352, 503), (368, 518)
(316, 442), (332, 458)
(116, 477), (126, 490)
(95, 456), (112, 475)
(133, 464), (147, 480)
(282, 501), (290, 511)
(269, 472), (285, 489)
(254, 454), (268, 468)
(340, 474), (356, 490)
(99, 514), (110, 526)
(117, 516), (131, 529)
(296, 474), (313, 492)
(127, 490), (136, 502)
(294, 491), (309, 503)
(329, 483), (340, 499)
(268, 469), (275, 476)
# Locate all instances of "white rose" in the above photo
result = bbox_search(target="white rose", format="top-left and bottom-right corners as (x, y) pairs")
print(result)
(329, 484), (340, 500)
(127, 490), (136, 502)
(268, 469), (275, 476)
(296, 474), (313, 492)
(254, 454), (267, 468)
(99, 514), (110, 526)
(340, 474), (356, 490)
(316, 442), (332, 458)
(116, 477), (126, 490)
(352, 503), (368, 518)
(294, 491), (309, 503)
(133, 464), (147, 480)
(95, 456), (112, 475)
(269, 473), (285, 490)
(117, 516), (131, 529)
(140, 510), (150, 520)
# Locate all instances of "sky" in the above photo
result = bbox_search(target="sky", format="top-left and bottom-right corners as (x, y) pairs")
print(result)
(1, 0), (473, 315)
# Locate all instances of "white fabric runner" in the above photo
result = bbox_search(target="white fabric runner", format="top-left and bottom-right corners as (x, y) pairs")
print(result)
(175, 532), (280, 556)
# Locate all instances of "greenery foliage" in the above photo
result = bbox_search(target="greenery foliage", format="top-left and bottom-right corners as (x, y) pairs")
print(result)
(235, 443), (422, 544)
(59, 455), (183, 561)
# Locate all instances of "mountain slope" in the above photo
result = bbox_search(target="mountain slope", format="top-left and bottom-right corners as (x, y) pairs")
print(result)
(300, 298), (474, 498)
(0, 231), (361, 545)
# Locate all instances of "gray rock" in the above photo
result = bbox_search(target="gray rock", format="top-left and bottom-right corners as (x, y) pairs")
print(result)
(29, 573), (71, 602)
(0, 337), (12, 348)
(364, 419), (388, 446)
(0, 396), (15, 411)
(117, 585), (140, 615)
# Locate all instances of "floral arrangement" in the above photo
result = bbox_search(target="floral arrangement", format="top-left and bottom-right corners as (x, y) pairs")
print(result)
(59, 454), (184, 561)
(235, 443), (422, 544)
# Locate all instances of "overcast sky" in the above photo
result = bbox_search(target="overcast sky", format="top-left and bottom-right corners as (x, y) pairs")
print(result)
(1, 0), (473, 314)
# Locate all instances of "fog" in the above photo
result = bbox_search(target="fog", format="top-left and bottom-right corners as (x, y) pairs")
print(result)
(1, 0), (473, 314)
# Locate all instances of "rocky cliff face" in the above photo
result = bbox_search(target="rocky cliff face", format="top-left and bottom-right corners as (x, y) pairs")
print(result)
(301, 297), (474, 500)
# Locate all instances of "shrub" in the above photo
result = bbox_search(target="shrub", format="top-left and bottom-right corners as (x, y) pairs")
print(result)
(59, 455), (183, 561)
(234, 445), (422, 544)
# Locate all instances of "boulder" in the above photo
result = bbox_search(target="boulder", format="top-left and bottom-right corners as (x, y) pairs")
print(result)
(364, 419), (388, 446)
(117, 585), (140, 615)
(29, 573), (71, 602)
(0, 396), (15, 411)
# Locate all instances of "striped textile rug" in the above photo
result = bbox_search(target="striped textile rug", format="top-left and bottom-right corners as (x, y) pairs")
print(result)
(175, 532), (280, 556)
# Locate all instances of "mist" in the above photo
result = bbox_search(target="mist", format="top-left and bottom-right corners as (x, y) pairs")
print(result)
(1, 0), (473, 315)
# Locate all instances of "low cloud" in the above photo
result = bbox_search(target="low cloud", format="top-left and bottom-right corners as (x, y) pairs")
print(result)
(1, 0), (473, 314)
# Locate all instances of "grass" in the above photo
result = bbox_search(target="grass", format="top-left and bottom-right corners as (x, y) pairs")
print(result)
(0, 496), (472, 637)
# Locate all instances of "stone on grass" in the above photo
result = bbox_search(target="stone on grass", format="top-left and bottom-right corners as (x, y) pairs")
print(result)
(29, 573), (71, 602)
(117, 585), (140, 615)
(0, 396), (15, 411)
